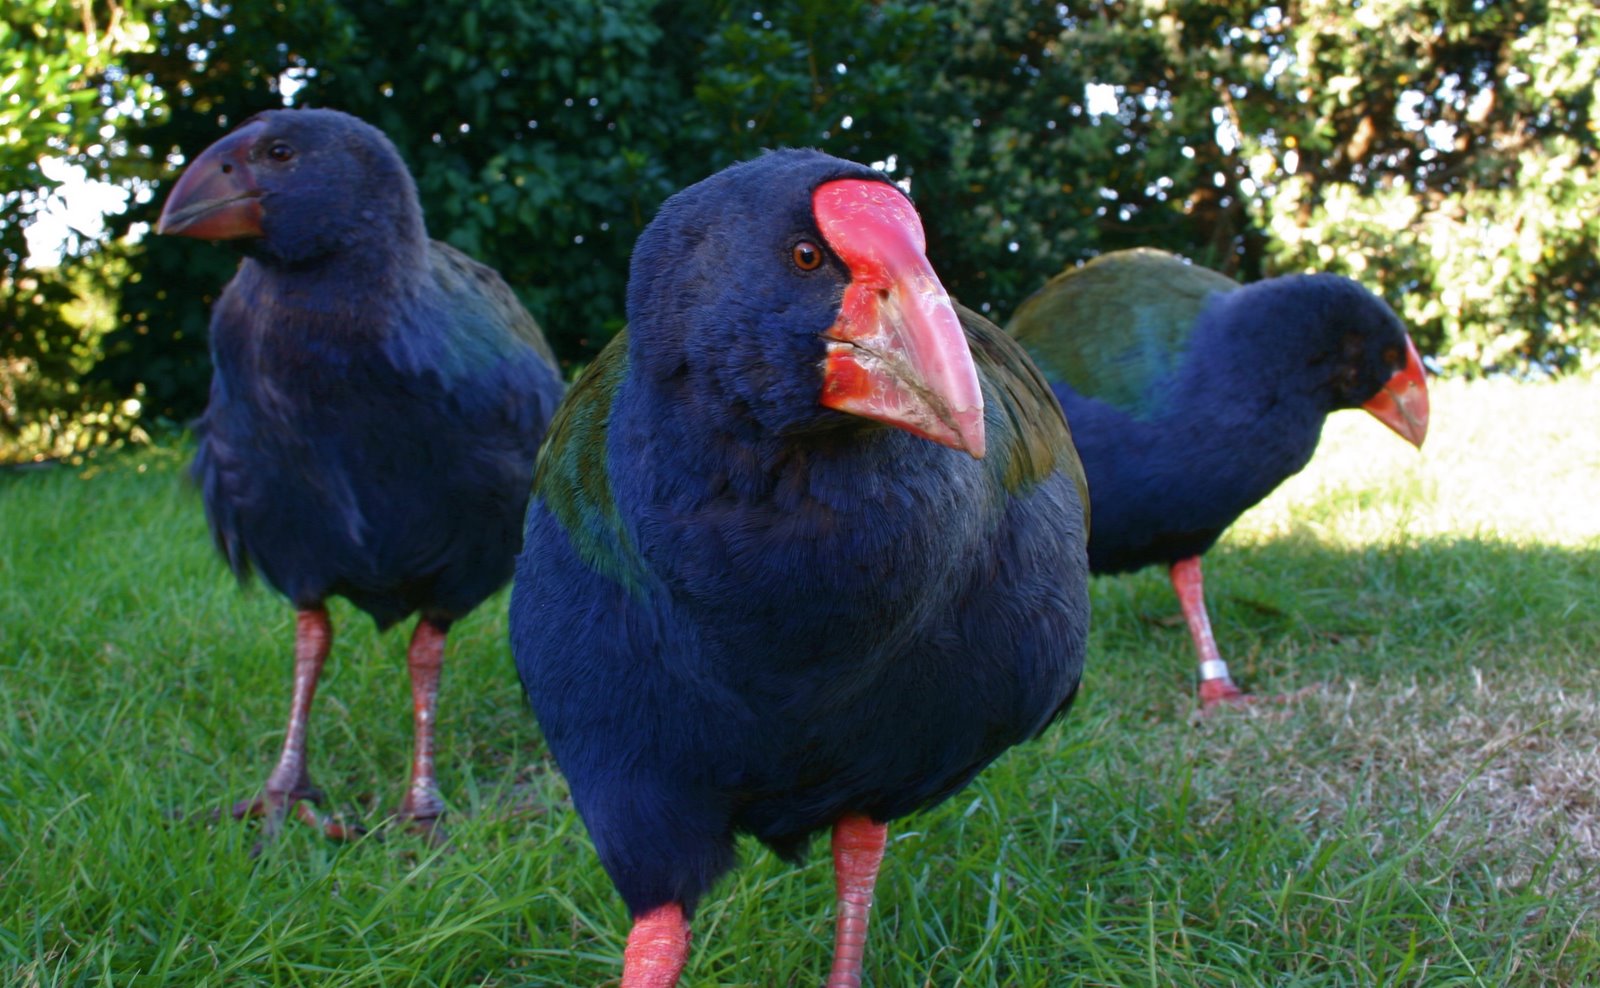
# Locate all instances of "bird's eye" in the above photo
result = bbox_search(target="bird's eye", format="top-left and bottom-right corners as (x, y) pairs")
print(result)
(792, 241), (823, 271)
(267, 143), (295, 163)
(1381, 345), (1400, 367)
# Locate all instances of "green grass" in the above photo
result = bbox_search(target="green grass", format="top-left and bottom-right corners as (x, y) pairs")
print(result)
(2, 377), (1597, 986)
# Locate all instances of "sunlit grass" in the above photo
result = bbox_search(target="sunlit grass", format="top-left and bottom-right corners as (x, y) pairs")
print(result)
(1242, 376), (1600, 548)
(0, 378), (1596, 985)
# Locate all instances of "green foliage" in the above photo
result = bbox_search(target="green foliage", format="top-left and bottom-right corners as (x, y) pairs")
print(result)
(1, 0), (167, 461)
(6, 0), (1599, 448)
(0, 251), (147, 461)
(0, 0), (163, 181)
(1240, 0), (1600, 375)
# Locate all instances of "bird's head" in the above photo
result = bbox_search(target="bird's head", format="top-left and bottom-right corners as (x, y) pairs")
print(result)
(156, 107), (424, 267)
(626, 148), (985, 458)
(1303, 277), (1430, 448)
(1225, 273), (1429, 448)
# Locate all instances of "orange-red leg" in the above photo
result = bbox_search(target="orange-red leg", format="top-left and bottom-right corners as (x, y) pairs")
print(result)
(621, 902), (691, 988)
(827, 814), (888, 988)
(1172, 558), (1316, 712)
(233, 607), (358, 842)
(398, 617), (450, 829)
(1169, 558), (1251, 709)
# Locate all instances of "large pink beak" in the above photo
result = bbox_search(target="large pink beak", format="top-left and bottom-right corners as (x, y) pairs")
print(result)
(157, 122), (265, 240)
(1362, 334), (1429, 448)
(813, 179), (985, 459)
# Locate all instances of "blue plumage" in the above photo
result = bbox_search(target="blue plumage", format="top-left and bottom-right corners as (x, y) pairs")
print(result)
(1009, 248), (1427, 706)
(194, 239), (562, 626)
(510, 149), (1088, 982)
(162, 107), (563, 835)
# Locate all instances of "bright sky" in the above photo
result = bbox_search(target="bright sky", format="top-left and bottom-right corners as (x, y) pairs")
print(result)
(1085, 83), (1119, 117)
(24, 157), (139, 268)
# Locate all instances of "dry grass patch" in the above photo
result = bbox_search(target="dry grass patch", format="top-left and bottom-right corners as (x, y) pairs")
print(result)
(1184, 671), (1600, 896)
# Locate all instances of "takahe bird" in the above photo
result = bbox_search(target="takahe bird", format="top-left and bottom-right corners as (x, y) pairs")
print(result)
(157, 107), (564, 839)
(1007, 248), (1427, 710)
(509, 149), (1089, 986)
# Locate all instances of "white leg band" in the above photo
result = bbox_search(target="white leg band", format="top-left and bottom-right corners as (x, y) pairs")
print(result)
(1199, 659), (1231, 682)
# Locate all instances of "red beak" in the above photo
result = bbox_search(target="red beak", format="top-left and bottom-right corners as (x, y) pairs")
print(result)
(1361, 334), (1429, 448)
(813, 179), (986, 459)
(157, 123), (266, 240)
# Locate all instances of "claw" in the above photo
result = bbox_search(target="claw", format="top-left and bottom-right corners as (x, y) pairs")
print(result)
(397, 812), (450, 848)
(231, 784), (363, 853)
(1197, 675), (1250, 709)
(395, 782), (448, 844)
(1195, 680), (1320, 719)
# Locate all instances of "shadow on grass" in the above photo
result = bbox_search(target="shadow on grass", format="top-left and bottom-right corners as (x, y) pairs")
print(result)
(1087, 532), (1600, 715)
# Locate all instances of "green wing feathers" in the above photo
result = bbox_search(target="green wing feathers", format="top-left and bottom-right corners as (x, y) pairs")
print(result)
(430, 240), (557, 367)
(1006, 248), (1236, 417)
(532, 332), (646, 593)
(958, 304), (1089, 523)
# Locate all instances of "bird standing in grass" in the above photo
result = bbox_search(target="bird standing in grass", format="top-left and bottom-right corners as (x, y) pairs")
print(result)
(1008, 248), (1427, 710)
(510, 149), (1090, 986)
(158, 108), (564, 839)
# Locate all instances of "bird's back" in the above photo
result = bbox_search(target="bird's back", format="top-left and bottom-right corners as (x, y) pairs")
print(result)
(1009, 248), (1235, 420)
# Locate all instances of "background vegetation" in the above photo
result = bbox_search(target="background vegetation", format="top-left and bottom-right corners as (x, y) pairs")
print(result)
(3, 377), (1597, 985)
(3, 0), (1597, 462)
(5, 4), (1596, 981)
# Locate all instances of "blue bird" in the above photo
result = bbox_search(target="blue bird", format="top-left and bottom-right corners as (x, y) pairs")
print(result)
(1008, 248), (1427, 710)
(511, 150), (1090, 986)
(158, 108), (564, 839)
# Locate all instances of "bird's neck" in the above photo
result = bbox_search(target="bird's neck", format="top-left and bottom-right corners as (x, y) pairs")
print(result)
(1214, 277), (1361, 384)
(242, 235), (427, 329)
(613, 372), (872, 503)
(608, 374), (988, 667)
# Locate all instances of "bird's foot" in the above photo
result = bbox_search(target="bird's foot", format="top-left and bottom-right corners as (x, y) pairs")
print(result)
(1196, 677), (1319, 717)
(393, 789), (450, 846)
(1197, 675), (1250, 709)
(391, 809), (450, 847)
(232, 783), (364, 853)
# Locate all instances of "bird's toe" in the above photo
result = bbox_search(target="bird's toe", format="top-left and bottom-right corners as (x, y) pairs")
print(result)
(1195, 679), (1320, 718)
(230, 783), (362, 850)
(397, 813), (450, 848)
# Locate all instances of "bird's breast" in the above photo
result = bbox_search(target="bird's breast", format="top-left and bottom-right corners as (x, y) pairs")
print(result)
(629, 447), (990, 672)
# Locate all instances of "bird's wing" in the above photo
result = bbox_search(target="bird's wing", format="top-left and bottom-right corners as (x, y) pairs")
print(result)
(955, 303), (1091, 736)
(190, 372), (258, 582)
(529, 331), (647, 595)
(959, 304), (1089, 528)
(431, 240), (558, 364)
(383, 240), (565, 436)
(1006, 249), (1237, 418)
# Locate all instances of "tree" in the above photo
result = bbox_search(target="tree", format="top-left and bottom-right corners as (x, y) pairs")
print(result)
(1244, 0), (1600, 375)
(9, 0), (1597, 461)
(0, 0), (166, 460)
